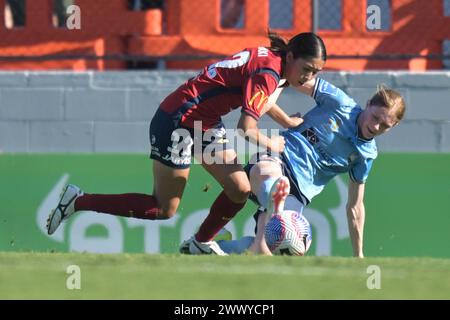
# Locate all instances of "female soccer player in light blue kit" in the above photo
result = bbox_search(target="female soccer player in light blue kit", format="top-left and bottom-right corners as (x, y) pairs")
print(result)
(219, 77), (406, 257)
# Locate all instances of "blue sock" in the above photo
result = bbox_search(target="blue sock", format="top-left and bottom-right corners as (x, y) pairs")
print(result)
(217, 236), (255, 254)
(256, 177), (278, 209)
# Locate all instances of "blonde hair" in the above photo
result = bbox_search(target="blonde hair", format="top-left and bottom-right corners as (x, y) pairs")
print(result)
(369, 85), (406, 122)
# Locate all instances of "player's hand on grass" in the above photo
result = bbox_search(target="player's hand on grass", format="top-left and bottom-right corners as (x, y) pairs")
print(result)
(248, 242), (273, 256)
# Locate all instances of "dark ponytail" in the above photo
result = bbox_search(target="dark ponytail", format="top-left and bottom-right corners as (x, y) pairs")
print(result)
(268, 31), (289, 54)
(268, 31), (327, 62)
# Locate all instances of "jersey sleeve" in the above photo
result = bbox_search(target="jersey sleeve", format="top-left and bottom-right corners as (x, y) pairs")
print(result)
(242, 70), (280, 121)
(349, 157), (374, 184)
(312, 78), (356, 109)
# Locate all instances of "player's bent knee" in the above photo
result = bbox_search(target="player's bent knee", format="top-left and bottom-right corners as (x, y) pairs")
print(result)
(226, 184), (251, 203)
(157, 202), (179, 219)
(158, 208), (177, 219)
(251, 159), (282, 179)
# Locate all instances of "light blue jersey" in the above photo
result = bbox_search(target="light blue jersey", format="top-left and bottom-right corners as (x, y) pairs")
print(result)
(281, 78), (378, 202)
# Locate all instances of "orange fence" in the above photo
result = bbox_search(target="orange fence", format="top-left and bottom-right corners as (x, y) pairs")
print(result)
(0, 0), (162, 70)
(0, 0), (449, 70)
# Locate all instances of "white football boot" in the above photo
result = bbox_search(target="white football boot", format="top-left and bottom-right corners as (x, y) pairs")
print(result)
(179, 236), (228, 256)
(46, 184), (84, 235)
(267, 176), (290, 215)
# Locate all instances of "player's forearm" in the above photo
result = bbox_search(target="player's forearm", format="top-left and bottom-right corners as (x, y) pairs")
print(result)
(239, 125), (283, 152)
(267, 103), (297, 128)
(240, 127), (270, 149)
(238, 114), (270, 149)
(346, 204), (365, 258)
(238, 113), (284, 152)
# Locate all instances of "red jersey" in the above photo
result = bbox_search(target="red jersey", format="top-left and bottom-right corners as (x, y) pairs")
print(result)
(159, 47), (283, 130)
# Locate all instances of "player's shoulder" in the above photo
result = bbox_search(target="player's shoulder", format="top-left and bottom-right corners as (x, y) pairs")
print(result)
(314, 78), (357, 109)
(246, 47), (282, 73)
(357, 138), (378, 160)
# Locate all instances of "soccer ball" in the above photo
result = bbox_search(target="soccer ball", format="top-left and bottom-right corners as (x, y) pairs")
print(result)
(264, 210), (312, 256)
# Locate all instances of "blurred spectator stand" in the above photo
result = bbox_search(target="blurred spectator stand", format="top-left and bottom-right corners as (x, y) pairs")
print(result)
(0, 0), (449, 70)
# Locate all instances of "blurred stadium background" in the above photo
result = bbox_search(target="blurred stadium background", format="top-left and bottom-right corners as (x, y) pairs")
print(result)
(0, 0), (449, 70)
(0, 0), (449, 289)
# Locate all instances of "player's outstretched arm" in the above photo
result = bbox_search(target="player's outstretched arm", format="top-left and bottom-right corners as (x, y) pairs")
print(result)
(264, 85), (303, 128)
(238, 113), (285, 153)
(266, 102), (303, 128)
(346, 180), (366, 258)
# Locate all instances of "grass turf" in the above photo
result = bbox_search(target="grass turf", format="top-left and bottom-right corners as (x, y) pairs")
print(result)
(0, 252), (449, 299)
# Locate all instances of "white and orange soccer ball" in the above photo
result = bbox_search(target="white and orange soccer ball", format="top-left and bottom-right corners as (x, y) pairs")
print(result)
(264, 210), (312, 256)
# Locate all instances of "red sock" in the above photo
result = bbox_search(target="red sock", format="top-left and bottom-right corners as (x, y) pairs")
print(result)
(195, 191), (245, 242)
(74, 193), (162, 220)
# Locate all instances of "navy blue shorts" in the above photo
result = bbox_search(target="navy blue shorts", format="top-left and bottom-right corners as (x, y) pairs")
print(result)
(149, 109), (233, 169)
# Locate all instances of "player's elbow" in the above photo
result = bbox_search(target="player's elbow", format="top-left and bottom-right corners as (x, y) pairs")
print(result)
(237, 113), (258, 133)
(346, 203), (364, 220)
(346, 204), (359, 218)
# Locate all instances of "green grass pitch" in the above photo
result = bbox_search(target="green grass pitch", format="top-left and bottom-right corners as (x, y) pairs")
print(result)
(0, 252), (449, 299)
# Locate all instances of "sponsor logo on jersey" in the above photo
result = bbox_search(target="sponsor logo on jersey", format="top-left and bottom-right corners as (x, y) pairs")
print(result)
(302, 128), (319, 145)
(347, 152), (359, 164)
(328, 117), (342, 132)
(319, 81), (338, 96)
(257, 46), (269, 57)
(249, 90), (269, 113)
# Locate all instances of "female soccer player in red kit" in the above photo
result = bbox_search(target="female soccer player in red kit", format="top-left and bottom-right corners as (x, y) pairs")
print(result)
(47, 31), (327, 255)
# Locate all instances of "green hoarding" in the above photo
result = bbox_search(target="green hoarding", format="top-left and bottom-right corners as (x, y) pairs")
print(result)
(1, 154), (449, 257)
